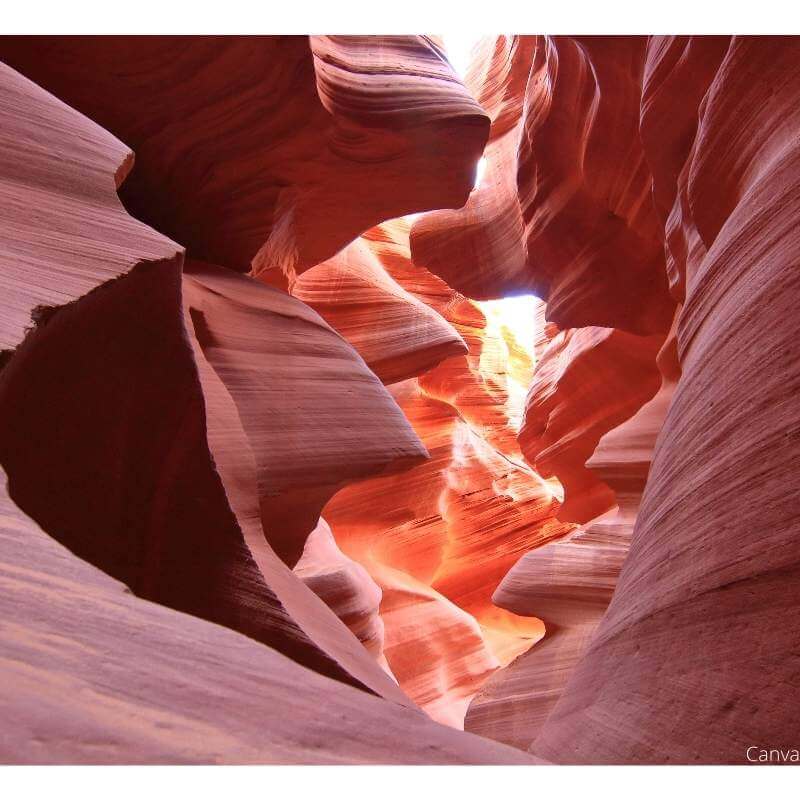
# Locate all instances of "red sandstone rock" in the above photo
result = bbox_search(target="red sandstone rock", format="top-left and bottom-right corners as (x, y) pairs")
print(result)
(0, 62), (414, 705)
(0, 466), (539, 765)
(293, 235), (467, 384)
(466, 376), (674, 749)
(319, 222), (573, 721)
(4, 34), (800, 766)
(184, 259), (427, 567)
(0, 36), (489, 284)
(519, 326), (664, 524)
(411, 36), (675, 334)
(295, 518), (388, 663)
(410, 37), (533, 303)
(0, 61), (173, 354)
(370, 561), (500, 728)
(533, 35), (800, 764)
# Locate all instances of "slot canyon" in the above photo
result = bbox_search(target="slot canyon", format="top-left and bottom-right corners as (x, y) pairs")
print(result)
(0, 34), (799, 765)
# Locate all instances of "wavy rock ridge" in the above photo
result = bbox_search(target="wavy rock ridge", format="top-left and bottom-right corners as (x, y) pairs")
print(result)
(294, 218), (575, 724)
(405, 35), (800, 764)
(0, 40), (538, 764)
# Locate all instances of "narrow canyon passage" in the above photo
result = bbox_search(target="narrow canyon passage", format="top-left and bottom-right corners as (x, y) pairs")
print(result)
(0, 34), (798, 766)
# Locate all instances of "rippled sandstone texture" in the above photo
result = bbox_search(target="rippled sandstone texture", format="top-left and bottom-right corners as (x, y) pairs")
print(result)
(0, 57), (418, 708)
(2, 34), (800, 765)
(410, 35), (675, 334)
(295, 219), (574, 724)
(0, 42), (540, 764)
(404, 35), (800, 763)
(0, 464), (538, 764)
(531, 35), (800, 764)
(466, 360), (676, 749)
(0, 35), (488, 286)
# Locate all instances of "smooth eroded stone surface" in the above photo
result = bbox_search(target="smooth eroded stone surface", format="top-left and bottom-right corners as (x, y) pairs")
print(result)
(184, 259), (428, 567)
(0, 467), (541, 765)
(370, 561), (500, 729)
(532, 35), (800, 765)
(0, 36), (489, 282)
(295, 518), (387, 662)
(185, 306), (411, 703)
(320, 221), (574, 724)
(0, 61), (173, 353)
(293, 234), (466, 384)
(0, 61), (412, 703)
(467, 375), (674, 749)
(519, 326), (664, 524)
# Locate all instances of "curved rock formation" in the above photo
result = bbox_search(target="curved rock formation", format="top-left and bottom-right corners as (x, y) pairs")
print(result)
(409, 37), (533, 302)
(466, 370), (675, 749)
(0, 36), (489, 284)
(370, 561), (500, 729)
(3, 33), (800, 766)
(315, 221), (574, 723)
(410, 36), (674, 334)
(0, 466), (539, 765)
(532, 35), (800, 764)
(293, 236), (466, 384)
(519, 326), (664, 524)
(184, 259), (427, 566)
(0, 61), (414, 705)
(295, 518), (387, 663)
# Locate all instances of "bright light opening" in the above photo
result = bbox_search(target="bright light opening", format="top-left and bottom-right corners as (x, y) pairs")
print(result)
(442, 33), (487, 194)
(473, 156), (487, 190)
(441, 33), (483, 81)
(479, 294), (541, 354)
(477, 293), (544, 434)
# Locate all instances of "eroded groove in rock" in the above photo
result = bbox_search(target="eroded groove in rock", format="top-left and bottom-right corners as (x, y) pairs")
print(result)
(293, 236), (467, 384)
(184, 259), (428, 568)
(295, 518), (389, 666)
(313, 220), (575, 724)
(466, 365), (675, 749)
(519, 326), (665, 524)
(0, 36), (489, 285)
(370, 561), (500, 729)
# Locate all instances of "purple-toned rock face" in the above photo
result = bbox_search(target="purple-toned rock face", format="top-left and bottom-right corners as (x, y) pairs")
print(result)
(1, 35), (799, 765)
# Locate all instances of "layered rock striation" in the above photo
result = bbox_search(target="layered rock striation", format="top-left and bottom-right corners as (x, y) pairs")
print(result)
(2, 34), (799, 766)
(298, 219), (574, 724)
(0, 36), (488, 285)
(0, 44), (518, 761)
(532, 35), (800, 764)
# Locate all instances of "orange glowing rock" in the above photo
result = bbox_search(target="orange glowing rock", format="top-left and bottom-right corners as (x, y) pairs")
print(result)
(0, 464), (539, 764)
(293, 236), (467, 385)
(312, 220), (574, 724)
(467, 371), (675, 749)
